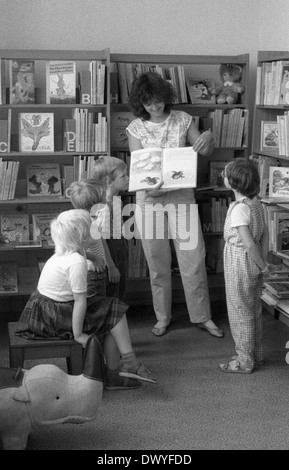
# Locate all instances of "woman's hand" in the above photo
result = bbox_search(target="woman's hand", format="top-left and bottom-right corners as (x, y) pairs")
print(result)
(193, 130), (215, 154)
(146, 180), (164, 197)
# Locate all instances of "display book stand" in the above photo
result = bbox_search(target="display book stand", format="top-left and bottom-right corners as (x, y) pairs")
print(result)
(252, 50), (289, 327)
(0, 48), (110, 303)
(110, 52), (250, 304)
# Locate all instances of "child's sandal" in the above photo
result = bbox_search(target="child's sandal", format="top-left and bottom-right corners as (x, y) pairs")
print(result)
(219, 359), (253, 374)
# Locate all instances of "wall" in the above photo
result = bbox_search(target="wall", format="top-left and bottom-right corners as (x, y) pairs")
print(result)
(1, 0), (289, 151)
(0, 0), (259, 56)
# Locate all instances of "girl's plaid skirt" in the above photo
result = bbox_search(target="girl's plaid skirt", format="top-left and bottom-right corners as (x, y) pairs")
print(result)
(17, 289), (128, 340)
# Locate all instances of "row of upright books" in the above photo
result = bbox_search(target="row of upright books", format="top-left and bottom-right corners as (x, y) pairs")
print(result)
(0, 158), (19, 200)
(198, 194), (232, 234)
(255, 59), (289, 106)
(63, 110), (107, 153)
(210, 108), (248, 148)
(0, 110), (107, 153)
(113, 62), (220, 105)
(0, 59), (106, 105)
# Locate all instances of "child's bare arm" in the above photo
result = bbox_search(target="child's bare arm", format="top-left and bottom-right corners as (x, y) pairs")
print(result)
(72, 292), (90, 347)
(86, 249), (106, 273)
(237, 225), (268, 271)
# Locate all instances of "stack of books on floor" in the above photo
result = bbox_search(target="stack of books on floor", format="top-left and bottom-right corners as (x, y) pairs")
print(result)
(262, 262), (289, 317)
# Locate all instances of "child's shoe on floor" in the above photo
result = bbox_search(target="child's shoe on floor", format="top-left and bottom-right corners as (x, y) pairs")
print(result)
(105, 370), (142, 391)
(219, 358), (253, 374)
(120, 352), (156, 384)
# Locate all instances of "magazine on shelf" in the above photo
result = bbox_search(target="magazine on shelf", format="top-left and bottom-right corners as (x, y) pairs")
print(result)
(260, 121), (279, 153)
(9, 59), (35, 105)
(32, 213), (58, 242)
(269, 166), (289, 198)
(0, 213), (30, 243)
(19, 112), (54, 152)
(110, 111), (134, 149)
(46, 61), (76, 104)
(26, 162), (62, 197)
(128, 146), (198, 192)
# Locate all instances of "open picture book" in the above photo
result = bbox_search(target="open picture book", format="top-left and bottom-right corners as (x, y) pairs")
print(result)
(128, 146), (198, 192)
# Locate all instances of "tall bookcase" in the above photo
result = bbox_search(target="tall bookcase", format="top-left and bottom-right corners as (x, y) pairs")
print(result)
(252, 50), (289, 326)
(0, 49), (110, 310)
(110, 52), (250, 304)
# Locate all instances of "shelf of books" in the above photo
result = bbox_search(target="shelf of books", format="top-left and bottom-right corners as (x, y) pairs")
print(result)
(0, 49), (110, 300)
(252, 51), (289, 324)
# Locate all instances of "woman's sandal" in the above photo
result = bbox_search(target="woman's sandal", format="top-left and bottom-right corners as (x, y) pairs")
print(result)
(198, 323), (224, 338)
(151, 326), (168, 337)
(219, 359), (253, 374)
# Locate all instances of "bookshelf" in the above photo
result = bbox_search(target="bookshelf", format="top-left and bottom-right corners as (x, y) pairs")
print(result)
(110, 52), (249, 303)
(0, 49), (110, 303)
(252, 50), (289, 324)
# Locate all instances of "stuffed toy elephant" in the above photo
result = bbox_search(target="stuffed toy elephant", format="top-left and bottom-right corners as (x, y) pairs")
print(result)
(0, 334), (104, 450)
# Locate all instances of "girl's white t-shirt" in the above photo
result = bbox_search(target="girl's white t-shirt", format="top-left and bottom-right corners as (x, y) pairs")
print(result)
(38, 252), (87, 302)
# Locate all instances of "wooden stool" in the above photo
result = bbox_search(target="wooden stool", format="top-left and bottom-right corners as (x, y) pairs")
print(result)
(8, 322), (83, 375)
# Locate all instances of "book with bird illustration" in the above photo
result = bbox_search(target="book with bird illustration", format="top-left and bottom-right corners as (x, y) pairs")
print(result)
(19, 113), (54, 152)
(128, 146), (198, 192)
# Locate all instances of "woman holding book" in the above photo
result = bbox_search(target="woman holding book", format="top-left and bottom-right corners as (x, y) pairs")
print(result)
(126, 72), (224, 338)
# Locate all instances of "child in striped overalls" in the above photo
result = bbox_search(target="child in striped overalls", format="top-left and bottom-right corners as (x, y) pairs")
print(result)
(220, 158), (272, 374)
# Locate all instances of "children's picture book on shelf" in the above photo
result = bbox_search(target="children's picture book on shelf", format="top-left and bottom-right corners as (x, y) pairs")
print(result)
(46, 61), (76, 104)
(209, 160), (227, 187)
(269, 166), (289, 198)
(32, 213), (58, 242)
(110, 112), (134, 148)
(185, 77), (216, 104)
(9, 59), (35, 105)
(19, 113), (54, 152)
(128, 146), (197, 192)
(0, 214), (29, 243)
(26, 162), (62, 197)
(260, 121), (279, 153)
(0, 262), (18, 293)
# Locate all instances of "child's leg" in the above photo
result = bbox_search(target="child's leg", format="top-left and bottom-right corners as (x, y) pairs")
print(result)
(253, 279), (264, 364)
(110, 315), (157, 384)
(223, 247), (255, 370)
(103, 333), (141, 390)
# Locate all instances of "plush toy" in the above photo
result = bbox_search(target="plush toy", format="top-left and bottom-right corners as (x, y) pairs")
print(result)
(0, 335), (104, 450)
(210, 64), (245, 104)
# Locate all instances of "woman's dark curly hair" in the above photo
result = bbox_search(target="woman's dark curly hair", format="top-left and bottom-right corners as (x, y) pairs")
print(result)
(225, 158), (260, 199)
(128, 72), (176, 120)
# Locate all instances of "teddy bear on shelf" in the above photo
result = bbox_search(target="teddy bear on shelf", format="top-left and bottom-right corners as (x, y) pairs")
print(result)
(210, 64), (245, 105)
